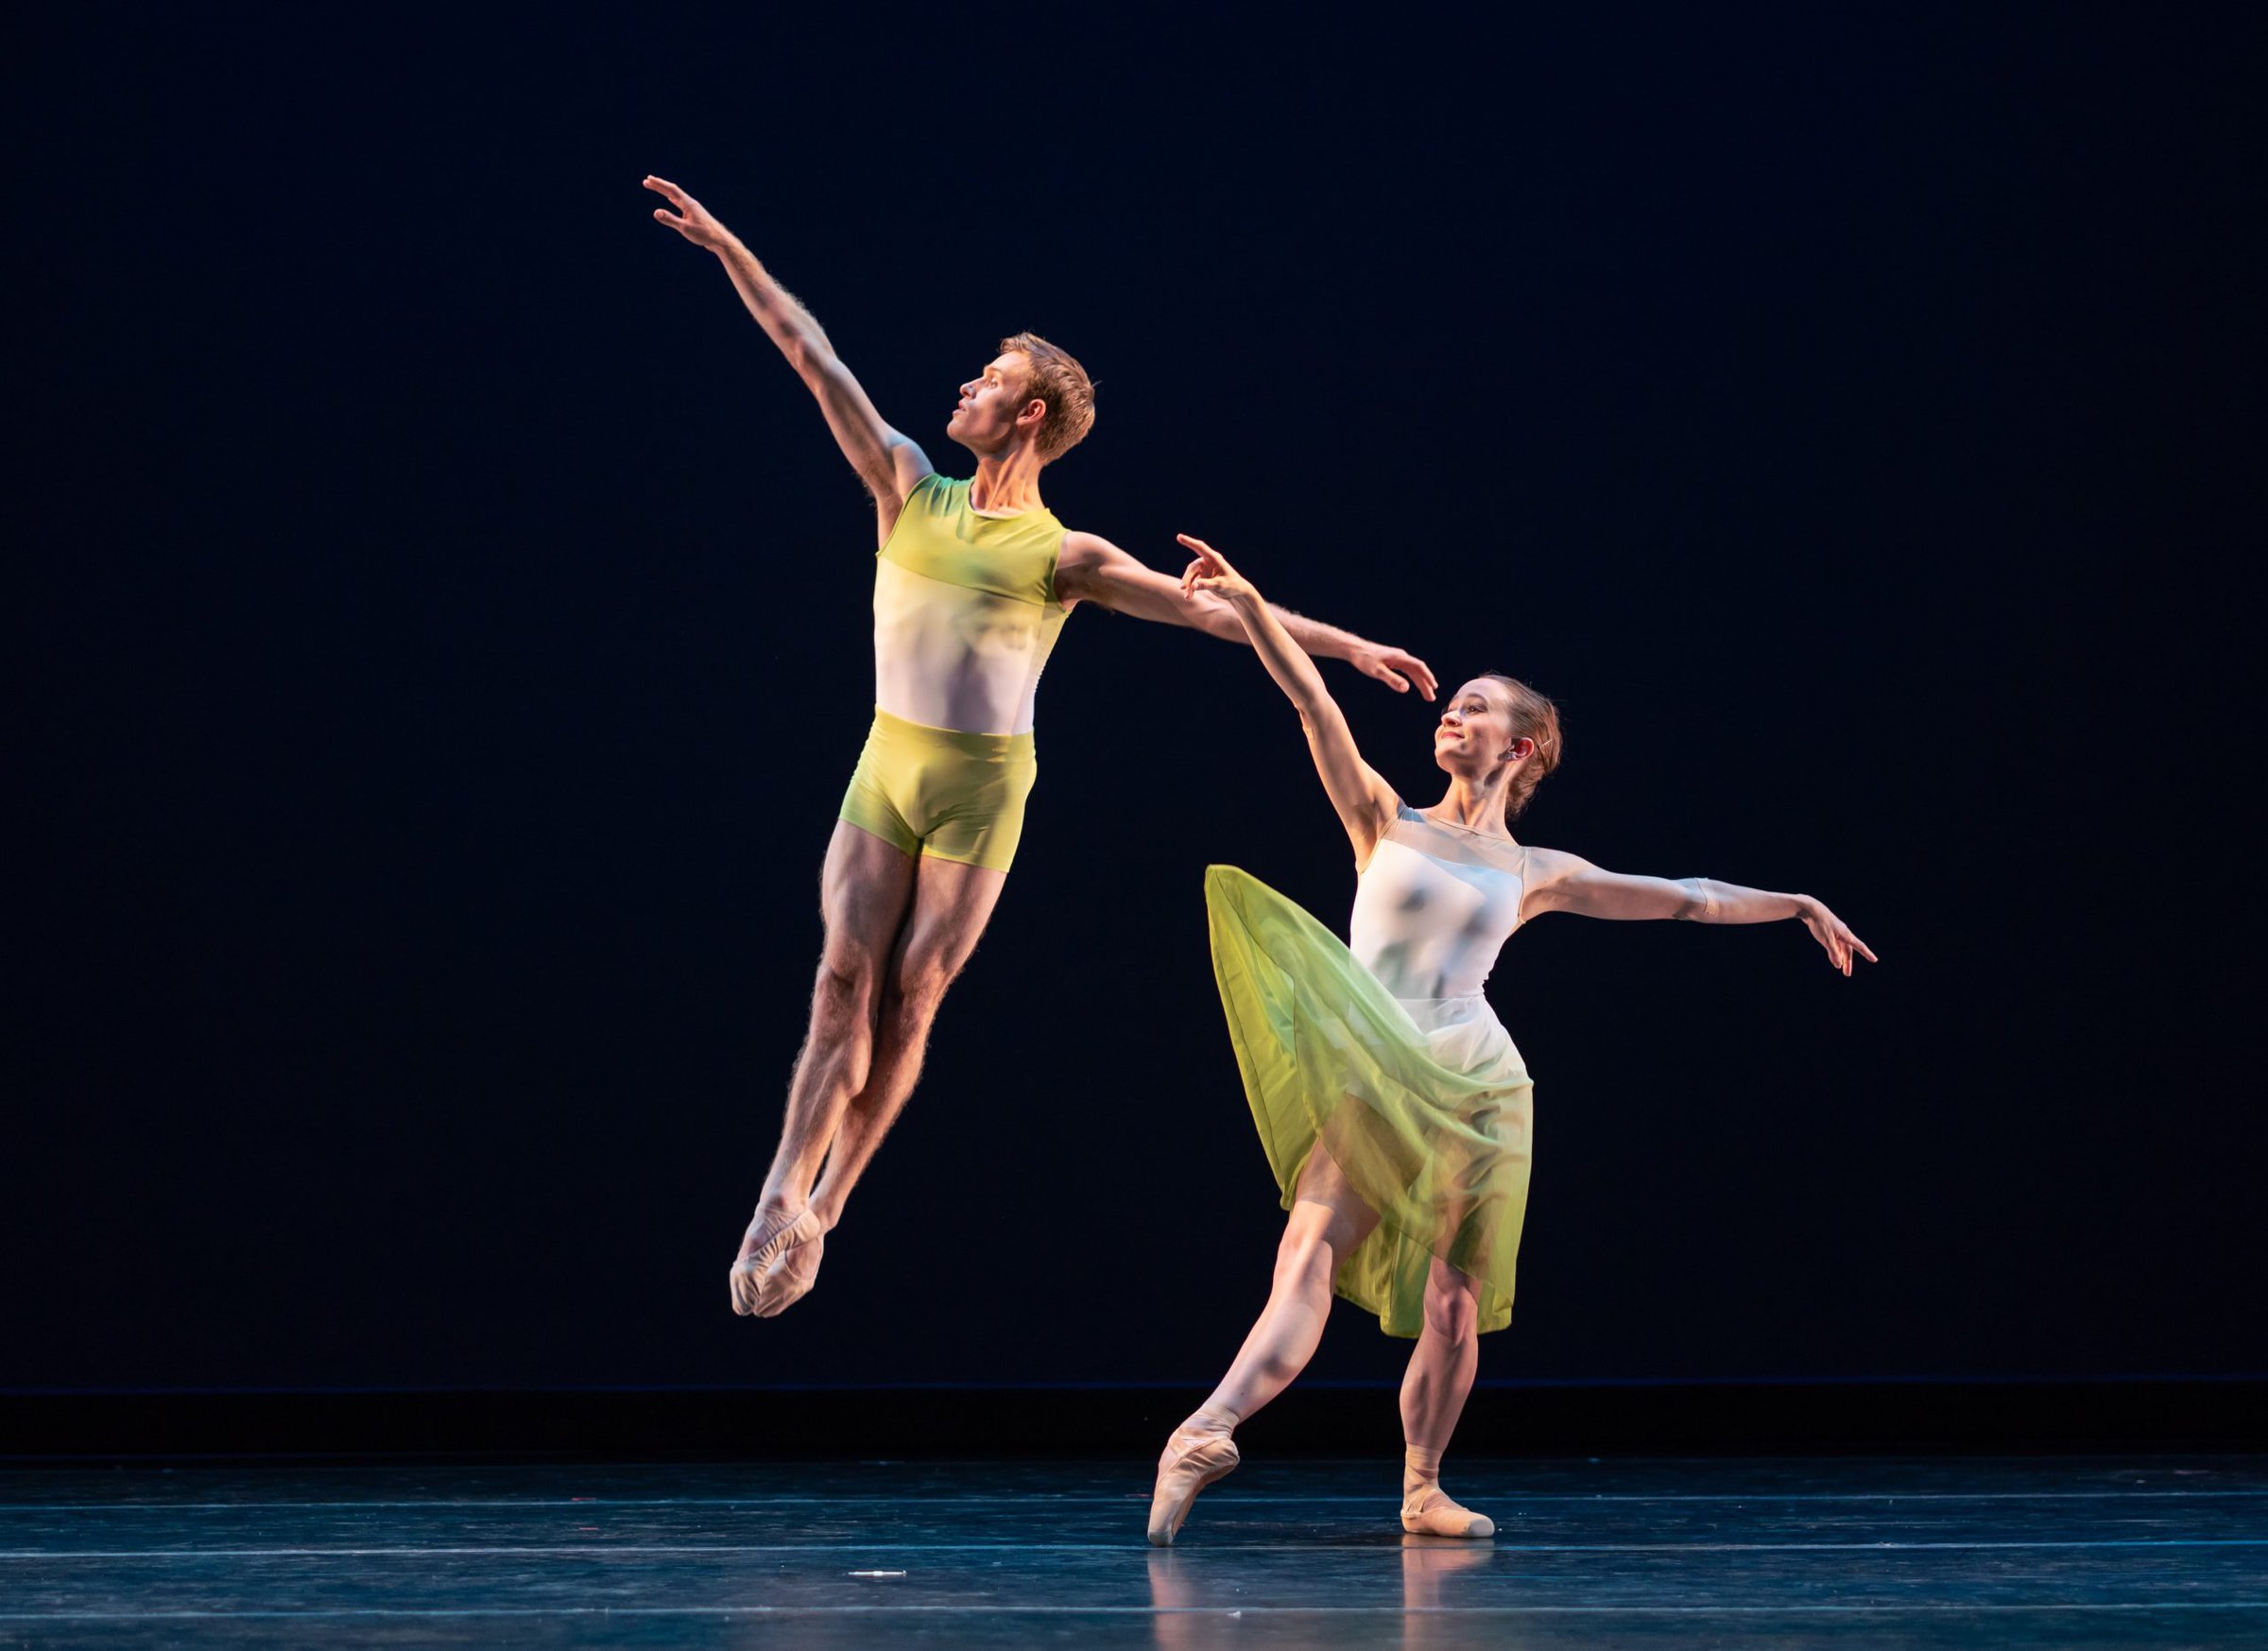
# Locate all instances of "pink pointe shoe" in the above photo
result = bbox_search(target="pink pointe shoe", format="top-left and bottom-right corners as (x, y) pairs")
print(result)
(1147, 1420), (1240, 1546)
(1400, 1483), (1495, 1539)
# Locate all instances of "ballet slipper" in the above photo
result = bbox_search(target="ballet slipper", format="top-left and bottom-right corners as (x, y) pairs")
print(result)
(1146, 1413), (1241, 1546)
(1400, 1482), (1494, 1539)
(729, 1206), (820, 1316)
(750, 1212), (827, 1317)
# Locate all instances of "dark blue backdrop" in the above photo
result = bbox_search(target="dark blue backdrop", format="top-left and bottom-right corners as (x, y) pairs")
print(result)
(9, 8), (2259, 1393)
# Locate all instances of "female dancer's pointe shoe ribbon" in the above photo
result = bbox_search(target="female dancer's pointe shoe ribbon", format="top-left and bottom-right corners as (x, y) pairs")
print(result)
(1400, 1484), (1495, 1539)
(1146, 1426), (1240, 1546)
(729, 1208), (824, 1316)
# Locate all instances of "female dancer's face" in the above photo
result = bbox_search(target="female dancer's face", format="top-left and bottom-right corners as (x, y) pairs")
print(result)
(1434, 679), (1522, 776)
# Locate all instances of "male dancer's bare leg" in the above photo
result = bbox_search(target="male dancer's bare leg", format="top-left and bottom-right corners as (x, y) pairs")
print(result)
(1147, 1149), (1381, 1544)
(729, 822), (915, 1316)
(745, 853), (1006, 1316)
(1399, 1258), (1493, 1537)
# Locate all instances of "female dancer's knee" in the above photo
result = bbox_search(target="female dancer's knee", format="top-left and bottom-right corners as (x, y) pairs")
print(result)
(1272, 1223), (1338, 1298)
(1421, 1269), (1481, 1343)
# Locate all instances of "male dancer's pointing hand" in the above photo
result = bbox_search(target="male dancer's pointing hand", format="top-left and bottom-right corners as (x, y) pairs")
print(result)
(1350, 645), (1437, 698)
(645, 176), (730, 250)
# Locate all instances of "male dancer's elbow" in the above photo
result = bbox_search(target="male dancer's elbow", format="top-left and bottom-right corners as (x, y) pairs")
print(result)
(785, 337), (835, 380)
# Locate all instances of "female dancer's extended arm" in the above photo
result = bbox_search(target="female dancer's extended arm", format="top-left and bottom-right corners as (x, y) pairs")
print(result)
(1522, 851), (1878, 976)
(1180, 534), (1399, 862)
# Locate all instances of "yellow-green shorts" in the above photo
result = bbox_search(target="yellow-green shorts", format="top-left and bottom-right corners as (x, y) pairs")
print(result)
(837, 707), (1038, 873)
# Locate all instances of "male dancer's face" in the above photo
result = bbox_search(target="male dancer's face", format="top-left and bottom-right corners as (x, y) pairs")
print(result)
(946, 353), (1040, 456)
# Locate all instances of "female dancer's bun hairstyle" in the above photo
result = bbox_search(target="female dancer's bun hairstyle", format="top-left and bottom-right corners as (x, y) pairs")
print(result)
(1484, 674), (1563, 818)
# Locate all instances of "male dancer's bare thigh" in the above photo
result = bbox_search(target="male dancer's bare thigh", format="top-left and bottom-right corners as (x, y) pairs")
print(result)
(885, 851), (1009, 997)
(819, 819), (922, 976)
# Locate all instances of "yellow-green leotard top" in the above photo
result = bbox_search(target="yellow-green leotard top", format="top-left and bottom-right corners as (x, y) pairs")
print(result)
(873, 474), (1071, 736)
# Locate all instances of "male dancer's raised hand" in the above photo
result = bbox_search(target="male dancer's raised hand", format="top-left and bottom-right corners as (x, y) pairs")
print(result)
(1349, 645), (1437, 698)
(644, 174), (929, 540)
(644, 177), (732, 250)
(1179, 536), (1435, 698)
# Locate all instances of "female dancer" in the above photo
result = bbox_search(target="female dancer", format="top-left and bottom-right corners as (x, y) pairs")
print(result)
(1148, 536), (1874, 1546)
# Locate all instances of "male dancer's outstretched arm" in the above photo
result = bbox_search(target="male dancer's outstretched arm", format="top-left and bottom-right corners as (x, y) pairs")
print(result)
(648, 172), (1429, 688)
(646, 175), (931, 538)
(1057, 536), (1438, 699)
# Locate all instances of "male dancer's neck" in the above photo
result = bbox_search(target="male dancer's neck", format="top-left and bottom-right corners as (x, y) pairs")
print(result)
(968, 447), (1047, 516)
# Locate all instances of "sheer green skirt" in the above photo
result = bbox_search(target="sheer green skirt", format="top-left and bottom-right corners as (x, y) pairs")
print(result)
(1205, 865), (1534, 1337)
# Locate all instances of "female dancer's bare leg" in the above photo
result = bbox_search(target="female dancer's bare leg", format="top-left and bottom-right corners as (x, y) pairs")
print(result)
(1398, 1257), (1494, 1537)
(1146, 1148), (1381, 1545)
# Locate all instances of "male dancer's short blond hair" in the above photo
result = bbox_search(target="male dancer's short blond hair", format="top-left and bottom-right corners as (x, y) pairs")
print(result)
(1000, 332), (1095, 460)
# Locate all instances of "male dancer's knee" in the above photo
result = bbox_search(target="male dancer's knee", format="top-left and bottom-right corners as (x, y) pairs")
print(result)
(880, 948), (960, 1044)
(808, 951), (885, 1085)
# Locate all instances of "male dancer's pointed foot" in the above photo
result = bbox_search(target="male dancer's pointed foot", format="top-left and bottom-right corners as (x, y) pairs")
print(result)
(1400, 1484), (1494, 1539)
(1146, 1411), (1240, 1546)
(730, 1205), (826, 1316)
(752, 1213), (825, 1316)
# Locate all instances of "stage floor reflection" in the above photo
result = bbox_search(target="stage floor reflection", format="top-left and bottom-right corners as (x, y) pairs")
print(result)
(3, 1453), (2262, 1646)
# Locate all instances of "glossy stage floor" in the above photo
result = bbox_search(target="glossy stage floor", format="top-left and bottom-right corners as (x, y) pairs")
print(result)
(3, 1454), (2262, 1647)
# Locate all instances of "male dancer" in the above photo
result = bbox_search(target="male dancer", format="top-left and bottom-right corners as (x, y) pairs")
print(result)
(644, 176), (1436, 1316)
